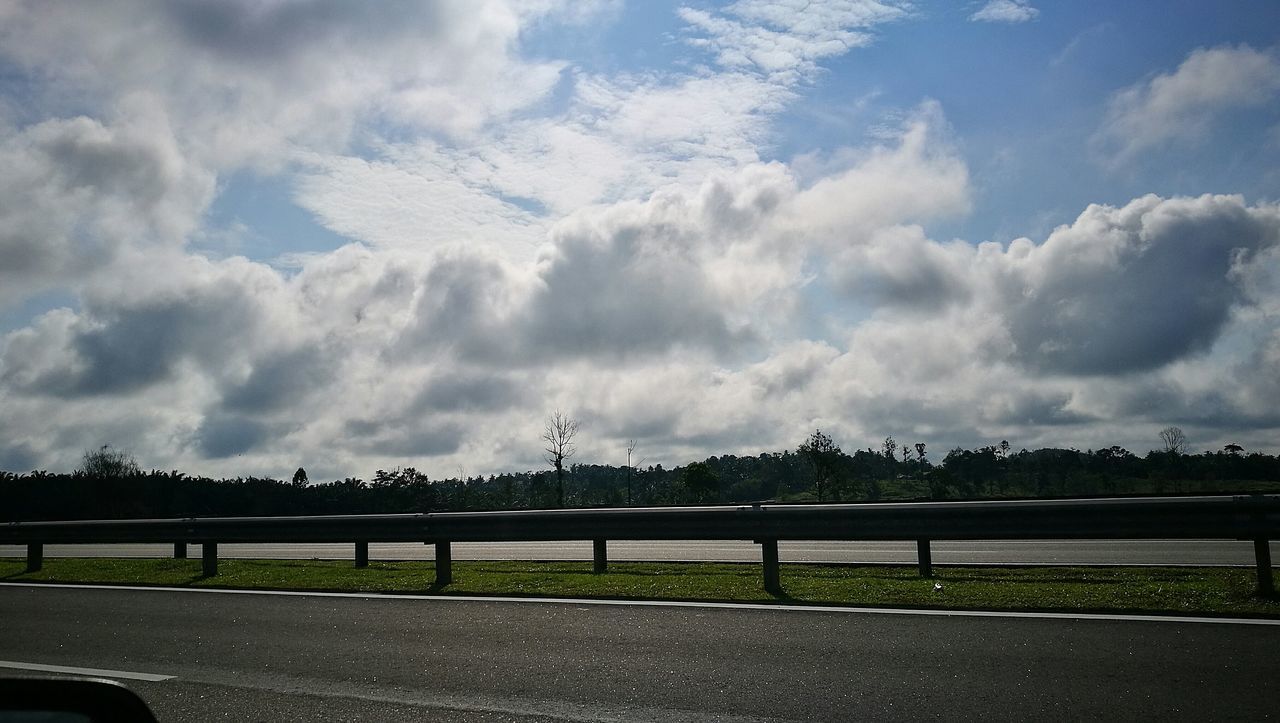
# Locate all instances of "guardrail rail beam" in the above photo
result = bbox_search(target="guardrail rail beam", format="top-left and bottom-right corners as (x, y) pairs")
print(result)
(3, 495), (1278, 599)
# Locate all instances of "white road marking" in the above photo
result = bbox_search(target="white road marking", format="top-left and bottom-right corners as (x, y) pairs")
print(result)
(3, 581), (1278, 626)
(0, 659), (174, 681)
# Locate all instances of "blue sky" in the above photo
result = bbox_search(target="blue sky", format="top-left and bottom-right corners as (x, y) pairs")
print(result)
(0, 1), (1278, 480)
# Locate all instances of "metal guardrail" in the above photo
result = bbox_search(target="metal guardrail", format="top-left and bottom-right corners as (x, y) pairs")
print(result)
(4, 495), (1278, 595)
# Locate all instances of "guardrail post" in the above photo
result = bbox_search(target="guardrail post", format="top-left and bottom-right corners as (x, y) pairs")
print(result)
(173, 542), (187, 559)
(434, 541), (452, 586)
(355, 541), (369, 568)
(202, 542), (218, 577)
(760, 539), (781, 594)
(917, 539), (933, 578)
(1255, 538), (1274, 597)
(593, 539), (608, 574)
(26, 543), (43, 573)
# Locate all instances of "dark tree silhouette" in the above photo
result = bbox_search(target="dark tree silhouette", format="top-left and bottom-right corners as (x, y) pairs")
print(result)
(79, 446), (140, 478)
(882, 436), (897, 461)
(798, 429), (841, 501)
(680, 461), (719, 503)
(1159, 426), (1187, 454)
(543, 411), (579, 507)
(7, 441), (1280, 523)
(292, 467), (308, 486)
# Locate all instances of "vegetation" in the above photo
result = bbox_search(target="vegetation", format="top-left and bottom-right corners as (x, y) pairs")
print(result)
(78, 445), (140, 478)
(542, 411), (579, 508)
(797, 429), (841, 502)
(2, 435), (1279, 521)
(3, 557), (1277, 617)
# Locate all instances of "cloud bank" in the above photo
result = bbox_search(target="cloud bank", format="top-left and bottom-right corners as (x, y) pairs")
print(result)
(0, 3), (1277, 480)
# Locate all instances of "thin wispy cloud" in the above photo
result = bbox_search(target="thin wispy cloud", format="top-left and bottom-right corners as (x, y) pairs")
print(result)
(1095, 44), (1280, 162)
(970, 0), (1039, 24)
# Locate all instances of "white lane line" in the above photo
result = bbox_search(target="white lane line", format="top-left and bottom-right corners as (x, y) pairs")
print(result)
(4, 581), (1279, 626)
(0, 659), (174, 682)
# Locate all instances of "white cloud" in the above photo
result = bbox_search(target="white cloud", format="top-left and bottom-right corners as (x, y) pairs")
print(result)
(970, 1), (1039, 24)
(4, 2), (1280, 480)
(292, 2), (911, 262)
(0, 1), (587, 169)
(678, 0), (908, 80)
(995, 194), (1280, 374)
(788, 101), (971, 243)
(293, 150), (549, 256)
(0, 100), (214, 310)
(5, 185), (1280, 476)
(1096, 44), (1280, 162)
(0, 104), (975, 477)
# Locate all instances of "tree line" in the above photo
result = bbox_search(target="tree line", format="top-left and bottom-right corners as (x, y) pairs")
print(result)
(2, 429), (1278, 521)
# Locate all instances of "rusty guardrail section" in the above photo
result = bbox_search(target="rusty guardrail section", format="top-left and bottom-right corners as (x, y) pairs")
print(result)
(4, 495), (1278, 594)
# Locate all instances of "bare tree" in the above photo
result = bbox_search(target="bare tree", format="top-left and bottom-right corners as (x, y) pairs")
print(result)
(79, 445), (140, 478)
(543, 411), (579, 507)
(625, 439), (643, 506)
(1159, 426), (1187, 455)
(915, 442), (928, 480)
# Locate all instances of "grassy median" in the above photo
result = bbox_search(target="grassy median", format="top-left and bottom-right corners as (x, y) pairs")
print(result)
(3, 557), (1278, 617)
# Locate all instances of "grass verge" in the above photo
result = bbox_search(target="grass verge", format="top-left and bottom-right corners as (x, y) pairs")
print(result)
(3, 557), (1278, 617)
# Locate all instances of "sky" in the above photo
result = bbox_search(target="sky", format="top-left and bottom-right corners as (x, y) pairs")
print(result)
(1, 0), (1279, 480)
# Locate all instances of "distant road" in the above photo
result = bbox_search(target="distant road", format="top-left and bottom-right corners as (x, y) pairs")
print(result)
(3, 539), (1276, 565)
(2, 584), (1278, 721)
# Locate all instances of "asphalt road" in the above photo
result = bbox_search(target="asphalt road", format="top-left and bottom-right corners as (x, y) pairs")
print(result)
(3, 539), (1277, 566)
(1, 585), (1277, 721)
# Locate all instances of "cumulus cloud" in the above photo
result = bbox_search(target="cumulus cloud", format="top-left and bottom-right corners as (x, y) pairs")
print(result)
(3, 2), (1280, 479)
(970, 1), (1039, 24)
(2, 254), (290, 398)
(834, 225), (975, 311)
(829, 192), (1280, 374)
(998, 194), (1280, 375)
(0, 103), (214, 309)
(0, 104), (969, 475)
(789, 100), (970, 243)
(1095, 45), (1280, 162)
(5, 186), (1280, 475)
(0, 0), (584, 168)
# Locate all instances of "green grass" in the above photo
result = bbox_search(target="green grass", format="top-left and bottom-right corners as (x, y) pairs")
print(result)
(3, 557), (1278, 617)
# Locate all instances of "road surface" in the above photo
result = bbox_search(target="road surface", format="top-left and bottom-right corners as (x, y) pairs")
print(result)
(3, 539), (1276, 565)
(1, 584), (1276, 721)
